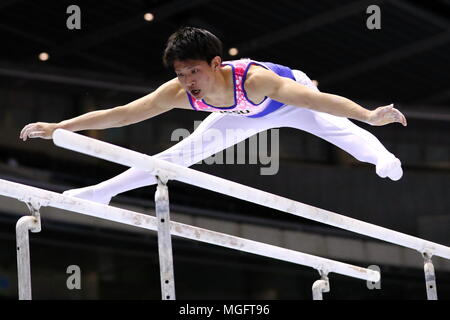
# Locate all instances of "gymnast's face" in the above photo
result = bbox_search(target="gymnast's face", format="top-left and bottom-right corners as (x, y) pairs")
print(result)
(174, 57), (221, 100)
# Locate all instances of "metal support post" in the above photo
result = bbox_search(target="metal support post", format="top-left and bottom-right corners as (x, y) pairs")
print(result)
(312, 270), (330, 300)
(423, 252), (438, 300)
(16, 201), (42, 300)
(155, 176), (176, 300)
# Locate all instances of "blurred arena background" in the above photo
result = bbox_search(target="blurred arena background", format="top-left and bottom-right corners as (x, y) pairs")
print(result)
(0, 0), (449, 299)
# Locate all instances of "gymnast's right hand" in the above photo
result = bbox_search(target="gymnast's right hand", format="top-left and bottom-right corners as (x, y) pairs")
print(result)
(20, 122), (58, 141)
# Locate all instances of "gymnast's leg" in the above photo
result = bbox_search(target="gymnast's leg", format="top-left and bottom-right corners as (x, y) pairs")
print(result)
(63, 112), (275, 204)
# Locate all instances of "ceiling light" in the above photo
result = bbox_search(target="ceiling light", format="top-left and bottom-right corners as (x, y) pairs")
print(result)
(38, 52), (49, 61)
(228, 48), (238, 56)
(144, 13), (154, 21)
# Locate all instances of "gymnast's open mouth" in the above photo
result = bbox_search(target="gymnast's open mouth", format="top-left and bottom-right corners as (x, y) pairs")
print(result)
(190, 89), (201, 97)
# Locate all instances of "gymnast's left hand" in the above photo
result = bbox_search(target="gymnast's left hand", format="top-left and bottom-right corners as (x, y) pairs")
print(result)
(366, 104), (407, 127)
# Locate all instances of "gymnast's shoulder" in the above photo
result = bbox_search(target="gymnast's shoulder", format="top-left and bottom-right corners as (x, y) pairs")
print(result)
(244, 64), (281, 98)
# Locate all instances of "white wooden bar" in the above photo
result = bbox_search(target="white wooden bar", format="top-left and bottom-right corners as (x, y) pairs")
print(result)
(0, 178), (380, 282)
(52, 129), (450, 260)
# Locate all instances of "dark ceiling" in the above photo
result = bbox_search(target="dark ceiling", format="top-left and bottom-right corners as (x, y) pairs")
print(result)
(0, 0), (450, 116)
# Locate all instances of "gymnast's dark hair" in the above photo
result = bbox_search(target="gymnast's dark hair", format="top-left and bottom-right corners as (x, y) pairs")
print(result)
(162, 26), (223, 69)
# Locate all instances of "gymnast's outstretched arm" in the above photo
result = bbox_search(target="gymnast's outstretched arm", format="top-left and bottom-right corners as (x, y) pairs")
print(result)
(245, 67), (407, 127)
(19, 78), (186, 141)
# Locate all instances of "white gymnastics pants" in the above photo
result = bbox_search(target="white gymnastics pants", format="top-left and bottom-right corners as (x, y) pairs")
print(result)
(63, 70), (403, 204)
